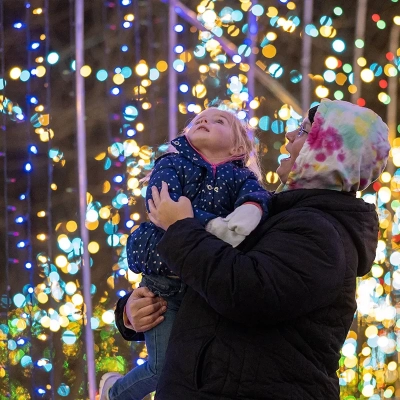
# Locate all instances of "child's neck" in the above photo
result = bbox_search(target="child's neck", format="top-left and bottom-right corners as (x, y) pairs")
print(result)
(196, 148), (233, 165)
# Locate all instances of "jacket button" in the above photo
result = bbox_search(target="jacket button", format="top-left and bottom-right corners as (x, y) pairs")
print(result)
(207, 184), (213, 190)
(214, 187), (219, 192)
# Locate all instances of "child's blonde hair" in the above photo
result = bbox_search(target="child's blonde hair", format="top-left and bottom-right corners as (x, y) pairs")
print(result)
(181, 107), (263, 182)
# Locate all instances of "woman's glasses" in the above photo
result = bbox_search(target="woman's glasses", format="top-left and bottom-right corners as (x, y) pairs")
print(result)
(297, 124), (309, 138)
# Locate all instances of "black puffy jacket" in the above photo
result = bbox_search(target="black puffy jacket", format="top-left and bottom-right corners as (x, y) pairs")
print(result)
(116, 189), (378, 400)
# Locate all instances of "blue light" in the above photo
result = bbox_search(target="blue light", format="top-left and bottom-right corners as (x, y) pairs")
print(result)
(24, 162), (32, 172)
(30, 42), (40, 50)
(126, 220), (134, 228)
(121, 45), (129, 52)
(118, 269), (126, 276)
(174, 45), (184, 54)
(37, 388), (46, 395)
(111, 87), (120, 95)
(17, 241), (27, 249)
(123, 21), (132, 29)
(127, 129), (136, 137)
(30, 145), (38, 154)
(15, 216), (25, 224)
(16, 114), (24, 121)
(13, 22), (24, 29)
(174, 24), (184, 33)
(28, 287), (34, 294)
(118, 290), (127, 297)
(113, 175), (123, 183)
(179, 84), (189, 93)
(25, 262), (32, 269)
(136, 359), (145, 366)
(30, 68), (37, 76)
(121, 0), (131, 4)
(20, 194), (26, 200)
(115, 67), (122, 74)
(187, 103), (196, 112)
(29, 96), (38, 105)
(17, 338), (25, 345)
(96, 70), (108, 81)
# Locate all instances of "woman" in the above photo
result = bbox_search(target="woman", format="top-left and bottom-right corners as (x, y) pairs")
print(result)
(113, 99), (389, 399)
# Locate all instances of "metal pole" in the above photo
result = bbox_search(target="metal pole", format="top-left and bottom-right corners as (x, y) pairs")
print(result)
(168, 0), (177, 140)
(387, 23), (399, 146)
(161, 0), (302, 114)
(301, 0), (313, 113)
(247, 1), (257, 118)
(75, 0), (97, 398)
(351, 0), (368, 104)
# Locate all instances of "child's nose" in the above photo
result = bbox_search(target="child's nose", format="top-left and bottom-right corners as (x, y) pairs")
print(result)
(199, 117), (208, 124)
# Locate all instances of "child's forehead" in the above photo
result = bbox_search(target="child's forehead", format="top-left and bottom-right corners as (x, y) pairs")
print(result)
(195, 108), (233, 120)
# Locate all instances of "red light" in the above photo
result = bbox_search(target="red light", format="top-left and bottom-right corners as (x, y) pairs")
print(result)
(372, 14), (380, 22)
(386, 52), (395, 61)
(337, 60), (343, 68)
(379, 80), (388, 89)
(373, 181), (381, 192)
(357, 98), (366, 107)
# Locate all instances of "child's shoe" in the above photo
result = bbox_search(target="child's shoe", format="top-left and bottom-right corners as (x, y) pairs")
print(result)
(98, 372), (123, 400)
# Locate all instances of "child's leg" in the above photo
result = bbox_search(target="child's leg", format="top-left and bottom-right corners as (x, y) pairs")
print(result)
(108, 275), (186, 400)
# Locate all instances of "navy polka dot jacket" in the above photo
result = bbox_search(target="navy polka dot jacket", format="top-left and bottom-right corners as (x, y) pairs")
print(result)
(126, 135), (271, 276)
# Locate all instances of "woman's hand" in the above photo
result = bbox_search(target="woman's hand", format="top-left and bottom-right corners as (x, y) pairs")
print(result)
(148, 181), (194, 230)
(124, 287), (167, 332)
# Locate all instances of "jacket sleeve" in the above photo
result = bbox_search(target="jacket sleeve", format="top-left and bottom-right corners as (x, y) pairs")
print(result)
(234, 173), (271, 221)
(157, 212), (346, 326)
(146, 155), (183, 211)
(147, 155), (218, 226)
(115, 292), (145, 341)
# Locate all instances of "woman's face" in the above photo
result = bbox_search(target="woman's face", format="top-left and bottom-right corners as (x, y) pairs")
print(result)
(276, 117), (312, 184)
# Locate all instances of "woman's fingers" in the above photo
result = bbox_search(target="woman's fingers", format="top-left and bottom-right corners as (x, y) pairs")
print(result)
(139, 316), (165, 332)
(134, 301), (167, 332)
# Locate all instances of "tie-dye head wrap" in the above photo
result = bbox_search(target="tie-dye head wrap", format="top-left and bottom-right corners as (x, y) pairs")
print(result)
(282, 99), (390, 192)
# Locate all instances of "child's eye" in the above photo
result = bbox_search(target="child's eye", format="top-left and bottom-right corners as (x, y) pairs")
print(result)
(216, 119), (224, 124)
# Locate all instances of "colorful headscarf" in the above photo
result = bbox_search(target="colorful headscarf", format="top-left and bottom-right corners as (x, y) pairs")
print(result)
(282, 99), (390, 192)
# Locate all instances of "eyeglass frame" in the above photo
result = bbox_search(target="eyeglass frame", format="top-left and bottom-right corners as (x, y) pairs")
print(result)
(297, 124), (309, 138)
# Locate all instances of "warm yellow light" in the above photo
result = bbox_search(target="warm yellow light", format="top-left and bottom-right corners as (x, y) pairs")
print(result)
(127, 177), (139, 190)
(38, 292), (49, 304)
(40, 316), (51, 328)
(249, 117), (258, 127)
(348, 85), (357, 94)
(124, 14), (134, 21)
(287, 2), (296, 10)
(156, 61), (168, 72)
(266, 32), (277, 41)
(33, 8), (43, 14)
(381, 172), (391, 183)
(325, 56), (338, 69)
(192, 84), (207, 98)
(394, 16), (400, 26)
(65, 282), (77, 295)
(37, 234), (47, 241)
(66, 221), (78, 232)
(80, 65), (92, 77)
(360, 68), (374, 83)
(55, 255), (68, 268)
(136, 123), (144, 132)
(357, 57), (367, 67)
(133, 188), (142, 196)
(262, 44), (277, 58)
(142, 102), (151, 110)
(335, 73), (347, 86)
(102, 310), (115, 324)
(51, 183), (57, 190)
(266, 7), (278, 18)
(35, 57), (44, 63)
(10, 67), (22, 80)
(315, 85), (329, 98)
(136, 62), (149, 77)
(72, 294), (83, 306)
(36, 66), (46, 78)
(365, 325), (378, 338)
(88, 241), (100, 254)
(35, 105), (44, 112)
(250, 99), (260, 109)
(40, 34), (46, 40)
(113, 73), (125, 85)
(37, 211), (46, 217)
(199, 65), (209, 73)
(49, 320), (60, 332)
(388, 361), (397, 371)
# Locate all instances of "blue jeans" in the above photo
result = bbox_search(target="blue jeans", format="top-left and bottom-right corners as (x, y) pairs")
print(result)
(109, 274), (186, 400)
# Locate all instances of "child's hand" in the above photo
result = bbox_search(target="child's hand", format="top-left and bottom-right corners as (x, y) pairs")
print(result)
(225, 204), (262, 236)
(206, 217), (246, 247)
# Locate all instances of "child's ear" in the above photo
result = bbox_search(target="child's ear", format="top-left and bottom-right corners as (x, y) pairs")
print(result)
(231, 145), (245, 155)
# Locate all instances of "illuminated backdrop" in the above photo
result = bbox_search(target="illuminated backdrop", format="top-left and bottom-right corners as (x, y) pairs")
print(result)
(0, 0), (399, 399)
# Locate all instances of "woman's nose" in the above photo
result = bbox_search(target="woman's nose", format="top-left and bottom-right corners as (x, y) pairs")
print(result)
(285, 129), (297, 143)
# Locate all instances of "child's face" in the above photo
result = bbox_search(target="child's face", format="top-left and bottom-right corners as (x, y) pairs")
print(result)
(186, 109), (237, 160)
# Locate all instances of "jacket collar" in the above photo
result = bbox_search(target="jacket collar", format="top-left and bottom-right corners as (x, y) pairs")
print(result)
(170, 135), (245, 169)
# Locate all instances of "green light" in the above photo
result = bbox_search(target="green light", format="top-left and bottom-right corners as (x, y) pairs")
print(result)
(355, 39), (364, 49)
(334, 90), (344, 100)
(397, 124), (400, 134)
(377, 20), (386, 29)
(333, 7), (343, 16)
(343, 64), (352, 73)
